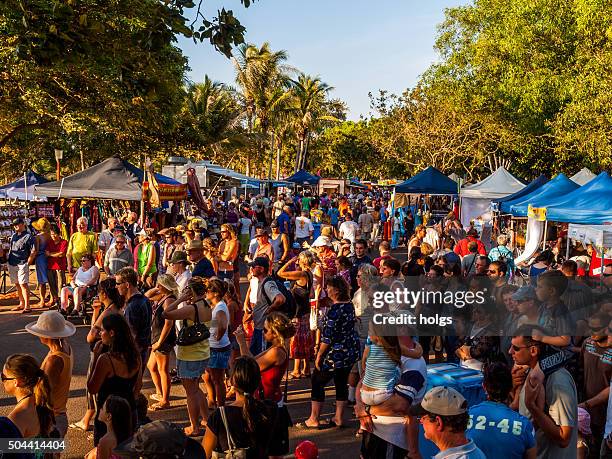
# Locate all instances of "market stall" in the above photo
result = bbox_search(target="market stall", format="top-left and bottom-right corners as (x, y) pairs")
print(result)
(566, 223), (612, 283)
(460, 166), (525, 227)
(570, 167), (597, 186)
(284, 169), (320, 186)
(507, 174), (579, 217)
(494, 174), (548, 213)
(0, 170), (49, 202)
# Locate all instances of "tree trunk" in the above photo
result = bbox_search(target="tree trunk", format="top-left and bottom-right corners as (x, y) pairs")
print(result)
(275, 140), (281, 180)
(267, 131), (275, 180)
(246, 113), (253, 176)
(295, 138), (304, 173)
(301, 134), (310, 170)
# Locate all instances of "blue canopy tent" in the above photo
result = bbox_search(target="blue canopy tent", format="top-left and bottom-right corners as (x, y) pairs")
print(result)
(394, 166), (458, 195)
(509, 174), (579, 217)
(543, 172), (612, 224)
(0, 170), (49, 201)
(284, 169), (320, 185)
(495, 174), (548, 212)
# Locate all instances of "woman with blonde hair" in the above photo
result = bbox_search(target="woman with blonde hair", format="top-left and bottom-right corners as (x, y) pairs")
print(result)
(32, 217), (51, 308)
(1, 353), (55, 440)
(144, 274), (178, 410)
(201, 238), (219, 275)
(277, 250), (322, 379)
(216, 224), (238, 282)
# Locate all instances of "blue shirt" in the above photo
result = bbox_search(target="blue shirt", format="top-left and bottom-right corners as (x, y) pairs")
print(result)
(327, 208), (340, 226)
(321, 302), (360, 370)
(277, 212), (291, 234)
(467, 401), (535, 459)
(124, 293), (152, 351)
(8, 230), (34, 265)
(433, 439), (486, 459)
(192, 257), (215, 278)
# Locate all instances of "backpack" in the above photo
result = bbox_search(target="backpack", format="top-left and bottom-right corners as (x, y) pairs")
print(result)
(261, 275), (297, 319)
(492, 246), (509, 264)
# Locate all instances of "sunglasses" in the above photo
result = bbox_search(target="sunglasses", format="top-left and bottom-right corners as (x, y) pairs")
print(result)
(81, 258), (92, 262)
(487, 270), (498, 274)
(1, 372), (15, 382)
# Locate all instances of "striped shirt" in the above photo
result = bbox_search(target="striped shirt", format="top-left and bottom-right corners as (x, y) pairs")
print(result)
(362, 339), (400, 391)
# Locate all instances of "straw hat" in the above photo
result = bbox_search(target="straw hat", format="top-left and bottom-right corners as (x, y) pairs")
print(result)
(157, 274), (179, 297)
(25, 311), (76, 338)
(32, 217), (50, 233)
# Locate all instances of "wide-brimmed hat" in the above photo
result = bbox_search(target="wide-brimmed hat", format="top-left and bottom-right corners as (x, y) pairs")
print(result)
(185, 240), (203, 251)
(312, 236), (331, 248)
(248, 256), (270, 271)
(168, 250), (188, 264)
(512, 285), (538, 302)
(32, 218), (50, 232)
(25, 311), (76, 338)
(157, 274), (179, 296)
(254, 228), (268, 238)
(114, 420), (203, 458)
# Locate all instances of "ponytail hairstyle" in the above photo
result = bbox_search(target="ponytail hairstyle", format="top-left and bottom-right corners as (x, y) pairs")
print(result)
(231, 356), (268, 433)
(264, 312), (296, 350)
(101, 314), (140, 372)
(223, 278), (239, 305)
(98, 277), (125, 309)
(103, 395), (133, 444)
(4, 354), (54, 436)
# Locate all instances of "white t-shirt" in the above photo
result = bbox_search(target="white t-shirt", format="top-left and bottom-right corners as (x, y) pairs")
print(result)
(272, 200), (284, 219)
(239, 217), (252, 235)
(209, 300), (231, 349)
(339, 220), (360, 243)
(295, 216), (314, 239)
(249, 277), (259, 304)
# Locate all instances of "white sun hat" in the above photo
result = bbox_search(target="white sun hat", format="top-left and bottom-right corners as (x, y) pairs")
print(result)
(25, 311), (76, 338)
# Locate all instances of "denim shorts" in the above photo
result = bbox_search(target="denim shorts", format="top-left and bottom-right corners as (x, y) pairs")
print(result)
(177, 358), (209, 379)
(208, 347), (231, 369)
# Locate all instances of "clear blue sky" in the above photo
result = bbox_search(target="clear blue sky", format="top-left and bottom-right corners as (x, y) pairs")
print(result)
(177, 0), (468, 120)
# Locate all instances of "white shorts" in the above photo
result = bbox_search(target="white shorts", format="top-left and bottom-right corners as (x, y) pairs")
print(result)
(360, 387), (394, 406)
(9, 263), (29, 285)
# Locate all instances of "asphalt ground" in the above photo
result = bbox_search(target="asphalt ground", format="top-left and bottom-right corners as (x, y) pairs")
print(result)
(0, 244), (406, 458)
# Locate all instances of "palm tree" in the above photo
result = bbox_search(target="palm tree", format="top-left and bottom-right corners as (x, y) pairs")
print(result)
(289, 73), (342, 172)
(232, 42), (291, 176)
(179, 76), (244, 160)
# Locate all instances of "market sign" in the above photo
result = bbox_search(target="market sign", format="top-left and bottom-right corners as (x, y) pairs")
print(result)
(527, 205), (547, 221)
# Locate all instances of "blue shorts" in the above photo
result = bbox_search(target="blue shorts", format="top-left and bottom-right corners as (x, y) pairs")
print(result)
(208, 347), (231, 369)
(177, 358), (208, 379)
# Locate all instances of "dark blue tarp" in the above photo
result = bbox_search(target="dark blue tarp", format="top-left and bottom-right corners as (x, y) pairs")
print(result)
(496, 175), (548, 212)
(35, 156), (184, 200)
(0, 170), (49, 201)
(395, 166), (458, 195)
(509, 174), (579, 217)
(285, 169), (320, 185)
(544, 172), (612, 224)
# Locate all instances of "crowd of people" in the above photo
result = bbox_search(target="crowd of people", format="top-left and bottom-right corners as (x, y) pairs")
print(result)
(0, 189), (611, 459)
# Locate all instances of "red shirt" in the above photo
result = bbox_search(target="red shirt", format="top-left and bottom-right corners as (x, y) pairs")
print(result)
(47, 238), (68, 271)
(454, 236), (486, 257)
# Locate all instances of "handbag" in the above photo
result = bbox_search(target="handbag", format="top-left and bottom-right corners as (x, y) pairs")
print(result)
(176, 300), (210, 346)
(309, 303), (318, 331)
(211, 406), (248, 459)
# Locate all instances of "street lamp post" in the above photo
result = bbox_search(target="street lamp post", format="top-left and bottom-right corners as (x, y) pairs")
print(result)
(54, 149), (63, 181)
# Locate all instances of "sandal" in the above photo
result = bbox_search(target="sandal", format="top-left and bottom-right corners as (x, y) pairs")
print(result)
(287, 373), (302, 380)
(69, 422), (92, 432)
(150, 393), (162, 402)
(294, 421), (321, 430)
(184, 427), (205, 437)
(323, 419), (346, 429)
(11, 306), (23, 311)
(149, 402), (170, 411)
(21, 309), (32, 314)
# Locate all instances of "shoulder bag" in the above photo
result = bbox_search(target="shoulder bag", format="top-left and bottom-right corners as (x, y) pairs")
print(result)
(211, 406), (248, 459)
(176, 300), (210, 346)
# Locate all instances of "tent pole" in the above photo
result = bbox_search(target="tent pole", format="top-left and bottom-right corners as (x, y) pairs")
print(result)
(565, 234), (571, 260)
(600, 247), (605, 289)
(140, 166), (146, 226)
(542, 220), (548, 251)
(24, 172), (28, 203)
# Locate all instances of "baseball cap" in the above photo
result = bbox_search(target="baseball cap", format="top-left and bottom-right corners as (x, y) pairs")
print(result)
(410, 386), (468, 417)
(113, 420), (203, 458)
(254, 228), (268, 238)
(248, 256), (270, 271)
(512, 285), (538, 302)
(12, 217), (24, 225)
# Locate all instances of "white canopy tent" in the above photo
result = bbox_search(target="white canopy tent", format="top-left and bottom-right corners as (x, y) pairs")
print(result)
(567, 224), (612, 281)
(570, 167), (597, 185)
(460, 167), (525, 227)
